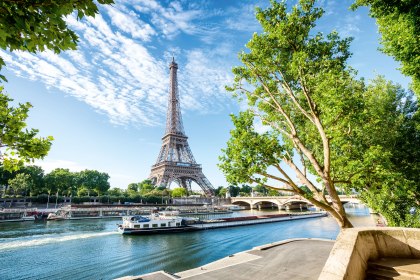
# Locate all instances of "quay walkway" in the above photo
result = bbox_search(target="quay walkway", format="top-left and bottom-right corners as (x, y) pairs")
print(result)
(116, 238), (335, 280)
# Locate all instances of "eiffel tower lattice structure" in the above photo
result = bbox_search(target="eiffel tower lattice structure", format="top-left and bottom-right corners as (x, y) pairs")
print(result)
(149, 58), (215, 197)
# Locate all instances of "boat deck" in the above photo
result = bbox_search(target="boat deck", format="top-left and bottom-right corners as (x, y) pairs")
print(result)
(191, 213), (327, 229)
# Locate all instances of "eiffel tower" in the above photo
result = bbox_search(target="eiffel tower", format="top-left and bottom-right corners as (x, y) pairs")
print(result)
(149, 58), (215, 197)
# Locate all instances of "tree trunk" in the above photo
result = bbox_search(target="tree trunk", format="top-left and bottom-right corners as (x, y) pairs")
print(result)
(330, 209), (353, 228)
(307, 195), (353, 228)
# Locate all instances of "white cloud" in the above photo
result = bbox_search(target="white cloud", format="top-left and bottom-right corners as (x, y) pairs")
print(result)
(337, 14), (362, 38)
(182, 49), (233, 114)
(224, 4), (260, 32)
(2, 1), (240, 127)
(106, 5), (156, 41)
(134, 0), (203, 38)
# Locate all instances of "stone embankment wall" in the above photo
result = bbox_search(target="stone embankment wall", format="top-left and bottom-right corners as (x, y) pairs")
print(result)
(319, 227), (420, 279)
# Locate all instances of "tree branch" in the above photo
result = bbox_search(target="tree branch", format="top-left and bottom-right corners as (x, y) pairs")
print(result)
(249, 178), (293, 192)
(245, 61), (297, 135)
(274, 70), (315, 124)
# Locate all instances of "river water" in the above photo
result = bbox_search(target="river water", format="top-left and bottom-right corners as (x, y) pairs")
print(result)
(0, 205), (373, 280)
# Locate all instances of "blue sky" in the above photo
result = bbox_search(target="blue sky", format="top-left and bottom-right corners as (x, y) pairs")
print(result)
(0, 0), (411, 190)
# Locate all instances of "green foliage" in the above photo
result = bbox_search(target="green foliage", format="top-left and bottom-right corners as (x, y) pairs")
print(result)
(44, 168), (76, 196)
(220, 0), (419, 228)
(0, 1), (113, 180)
(219, 111), (283, 186)
(0, 0), (114, 81)
(215, 186), (227, 198)
(78, 169), (110, 196)
(127, 183), (139, 197)
(352, 0), (420, 96)
(0, 165), (16, 186)
(267, 189), (280, 196)
(8, 173), (32, 196)
(253, 185), (267, 195)
(19, 165), (45, 195)
(227, 185), (240, 197)
(171, 187), (187, 197)
(240, 184), (252, 195)
(107, 187), (124, 197)
(0, 88), (53, 171)
(344, 77), (420, 226)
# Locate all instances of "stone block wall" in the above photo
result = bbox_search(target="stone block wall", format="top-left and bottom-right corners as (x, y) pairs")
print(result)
(318, 227), (420, 279)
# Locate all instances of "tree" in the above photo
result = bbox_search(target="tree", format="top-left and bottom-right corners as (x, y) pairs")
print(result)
(8, 173), (32, 197)
(19, 165), (45, 196)
(218, 187), (227, 198)
(267, 189), (280, 196)
(0, 0), (114, 81)
(352, 1), (420, 96)
(78, 169), (110, 196)
(171, 187), (187, 197)
(220, 0), (419, 228)
(227, 185), (240, 197)
(127, 183), (139, 194)
(240, 184), (252, 196)
(348, 77), (420, 227)
(0, 89), (53, 171)
(45, 168), (74, 196)
(0, 165), (16, 196)
(220, 0), (358, 228)
(138, 179), (154, 195)
(108, 187), (124, 197)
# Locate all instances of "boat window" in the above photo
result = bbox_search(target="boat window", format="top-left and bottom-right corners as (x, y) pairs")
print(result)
(161, 223), (166, 227)
(143, 224), (149, 228)
(176, 223), (181, 226)
(134, 225), (140, 228)
(168, 222), (171, 227)
(152, 224), (158, 228)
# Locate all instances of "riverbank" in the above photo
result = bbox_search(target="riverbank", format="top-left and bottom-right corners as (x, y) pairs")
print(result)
(115, 207), (375, 280)
(117, 238), (335, 280)
(0, 204), (233, 222)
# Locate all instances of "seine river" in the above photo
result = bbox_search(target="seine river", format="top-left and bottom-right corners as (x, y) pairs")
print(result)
(0, 206), (373, 280)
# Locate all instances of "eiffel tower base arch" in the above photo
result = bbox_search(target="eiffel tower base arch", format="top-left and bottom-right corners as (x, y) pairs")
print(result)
(149, 163), (214, 197)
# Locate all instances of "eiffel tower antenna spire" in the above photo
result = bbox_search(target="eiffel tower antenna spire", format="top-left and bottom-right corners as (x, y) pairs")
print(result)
(149, 58), (215, 196)
(165, 57), (185, 136)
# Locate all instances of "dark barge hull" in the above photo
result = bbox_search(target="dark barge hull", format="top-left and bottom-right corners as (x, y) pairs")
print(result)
(119, 226), (201, 235)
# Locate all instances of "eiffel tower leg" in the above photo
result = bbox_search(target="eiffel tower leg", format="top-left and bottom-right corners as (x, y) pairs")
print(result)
(193, 175), (215, 197)
(179, 178), (192, 195)
(157, 174), (170, 188)
(185, 179), (192, 194)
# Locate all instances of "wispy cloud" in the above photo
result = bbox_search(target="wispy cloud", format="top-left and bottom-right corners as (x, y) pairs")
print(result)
(133, 0), (204, 38)
(1, 1), (242, 127)
(338, 14), (362, 38)
(224, 4), (260, 32)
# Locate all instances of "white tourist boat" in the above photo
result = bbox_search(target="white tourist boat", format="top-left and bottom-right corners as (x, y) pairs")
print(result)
(117, 212), (199, 235)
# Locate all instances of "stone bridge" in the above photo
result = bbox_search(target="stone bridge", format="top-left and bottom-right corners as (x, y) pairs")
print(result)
(230, 195), (360, 210)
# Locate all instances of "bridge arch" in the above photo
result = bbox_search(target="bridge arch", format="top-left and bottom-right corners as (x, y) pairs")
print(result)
(251, 200), (282, 209)
(231, 200), (252, 209)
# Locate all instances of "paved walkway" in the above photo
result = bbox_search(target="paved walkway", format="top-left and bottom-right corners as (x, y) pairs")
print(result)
(116, 238), (334, 280)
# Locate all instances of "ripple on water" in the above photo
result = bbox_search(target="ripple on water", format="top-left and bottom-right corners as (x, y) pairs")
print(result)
(0, 207), (370, 280)
(0, 231), (119, 251)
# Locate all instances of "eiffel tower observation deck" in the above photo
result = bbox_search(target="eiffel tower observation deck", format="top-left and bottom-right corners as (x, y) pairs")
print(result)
(149, 58), (215, 197)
